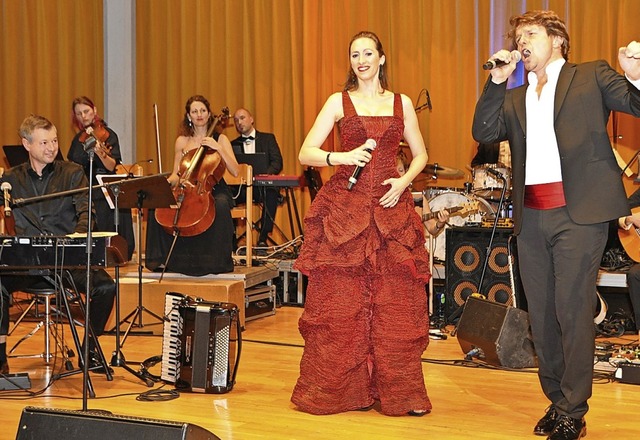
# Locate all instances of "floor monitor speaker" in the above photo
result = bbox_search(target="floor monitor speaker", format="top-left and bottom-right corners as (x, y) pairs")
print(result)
(15, 406), (220, 440)
(456, 296), (537, 369)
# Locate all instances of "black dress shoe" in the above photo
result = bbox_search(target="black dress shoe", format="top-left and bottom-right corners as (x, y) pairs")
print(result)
(534, 405), (559, 436)
(548, 415), (586, 440)
(0, 359), (9, 375)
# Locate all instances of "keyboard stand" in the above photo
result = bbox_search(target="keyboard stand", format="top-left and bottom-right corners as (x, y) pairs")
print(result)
(49, 270), (113, 397)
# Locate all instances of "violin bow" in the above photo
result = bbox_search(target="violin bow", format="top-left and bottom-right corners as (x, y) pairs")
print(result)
(154, 103), (163, 174)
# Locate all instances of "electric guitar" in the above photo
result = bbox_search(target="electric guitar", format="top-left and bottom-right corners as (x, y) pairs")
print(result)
(422, 201), (479, 223)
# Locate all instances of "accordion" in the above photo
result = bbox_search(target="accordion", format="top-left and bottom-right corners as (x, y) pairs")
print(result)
(161, 292), (241, 393)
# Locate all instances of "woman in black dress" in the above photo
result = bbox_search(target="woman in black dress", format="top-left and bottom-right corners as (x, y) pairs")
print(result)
(68, 96), (135, 260)
(145, 95), (239, 275)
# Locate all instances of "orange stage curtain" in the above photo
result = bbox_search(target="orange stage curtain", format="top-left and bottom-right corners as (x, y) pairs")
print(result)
(0, 0), (103, 159)
(1, 0), (639, 221)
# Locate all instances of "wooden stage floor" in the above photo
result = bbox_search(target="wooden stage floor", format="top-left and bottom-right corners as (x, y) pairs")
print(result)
(2, 304), (640, 439)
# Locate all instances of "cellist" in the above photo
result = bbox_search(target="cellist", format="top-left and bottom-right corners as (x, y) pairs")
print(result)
(145, 95), (240, 276)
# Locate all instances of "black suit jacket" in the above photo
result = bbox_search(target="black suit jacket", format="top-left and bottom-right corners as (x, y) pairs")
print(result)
(471, 142), (500, 167)
(231, 130), (283, 175)
(473, 60), (640, 234)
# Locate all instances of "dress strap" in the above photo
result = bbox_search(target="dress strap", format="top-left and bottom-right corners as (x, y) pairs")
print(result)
(393, 93), (403, 118)
(342, 91), (357, 117)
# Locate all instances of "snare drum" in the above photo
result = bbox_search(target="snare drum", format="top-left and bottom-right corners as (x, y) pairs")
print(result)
(472, 164), (511, 200)
(427, 191), (494, 262)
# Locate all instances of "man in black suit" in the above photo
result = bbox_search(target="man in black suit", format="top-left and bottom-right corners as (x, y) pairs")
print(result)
(231, 108), (283, 246)
(473, 10), (640, 440)
(471, 141), (511, 167)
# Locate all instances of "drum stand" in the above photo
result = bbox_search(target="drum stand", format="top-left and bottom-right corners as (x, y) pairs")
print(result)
(425, 192), (446, 336)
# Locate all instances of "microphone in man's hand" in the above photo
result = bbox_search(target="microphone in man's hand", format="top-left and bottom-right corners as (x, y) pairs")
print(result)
(485, 167), (505, 180)
(1, 181), (12, 217)
(482, 50), (522, 70)
(347, 139), (377, 190)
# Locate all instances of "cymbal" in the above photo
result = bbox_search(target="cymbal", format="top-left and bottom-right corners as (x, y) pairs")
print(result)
(421, 163), (464, 178)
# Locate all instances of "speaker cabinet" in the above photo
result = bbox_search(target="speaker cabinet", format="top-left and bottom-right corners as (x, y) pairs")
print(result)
(445, 226), (525, 320)
(456, 296), (537, 369)
(16, 407), (220, 440)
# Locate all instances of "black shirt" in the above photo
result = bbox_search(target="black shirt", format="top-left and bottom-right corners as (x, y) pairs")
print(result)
(2, 160), (91, 235)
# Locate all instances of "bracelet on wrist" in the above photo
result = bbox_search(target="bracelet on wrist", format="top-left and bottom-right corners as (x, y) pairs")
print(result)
(326, 152), (333, 166)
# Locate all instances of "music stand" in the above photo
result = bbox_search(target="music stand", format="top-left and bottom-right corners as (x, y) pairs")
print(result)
(102, 174), (175, 345)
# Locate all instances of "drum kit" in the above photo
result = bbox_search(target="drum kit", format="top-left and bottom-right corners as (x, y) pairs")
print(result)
(415, 160), (513, 262)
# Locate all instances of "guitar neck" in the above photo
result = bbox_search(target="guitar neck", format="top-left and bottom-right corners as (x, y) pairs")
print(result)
(422, 206), (462, 222)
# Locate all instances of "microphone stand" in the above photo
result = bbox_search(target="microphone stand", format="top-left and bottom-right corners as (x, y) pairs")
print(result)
(82, 138), (96, 411)
(414, 88), (432, 114)
(450, 170), (507, 337)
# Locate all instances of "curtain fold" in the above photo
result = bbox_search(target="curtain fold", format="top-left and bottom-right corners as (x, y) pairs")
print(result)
(1, 0), (639, 217)
(0, 0), (103, 156)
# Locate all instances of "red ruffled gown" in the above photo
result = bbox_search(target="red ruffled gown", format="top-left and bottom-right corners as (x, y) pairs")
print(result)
(291, 92), (432, 416)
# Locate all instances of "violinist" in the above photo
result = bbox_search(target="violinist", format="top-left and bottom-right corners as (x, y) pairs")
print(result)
(145, 95), (239, 276)
(68, 96), (135, 260)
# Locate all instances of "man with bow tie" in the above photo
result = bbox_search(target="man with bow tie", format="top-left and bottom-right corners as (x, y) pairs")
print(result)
(231, 108), (283, 247)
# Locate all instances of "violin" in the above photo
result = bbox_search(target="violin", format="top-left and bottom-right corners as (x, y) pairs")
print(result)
(154, 107), (229, 237)
(78, 119), (113, 159)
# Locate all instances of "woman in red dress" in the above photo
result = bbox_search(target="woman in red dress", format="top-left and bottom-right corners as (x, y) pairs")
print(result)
(292, 31), (432, 416)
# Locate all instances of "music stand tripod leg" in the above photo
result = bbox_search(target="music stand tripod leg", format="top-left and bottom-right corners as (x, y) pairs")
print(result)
(108, 187), (160, 389)
(117, 191), (166, 346)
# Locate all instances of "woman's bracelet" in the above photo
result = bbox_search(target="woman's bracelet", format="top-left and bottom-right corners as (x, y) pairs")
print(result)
(326, 152), (333, 166)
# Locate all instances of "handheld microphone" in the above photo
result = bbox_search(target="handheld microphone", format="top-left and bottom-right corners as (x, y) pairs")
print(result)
(347, 139), (377, 190)
(486, 167), (505, 180)
(482, 50), (521, 70)
(426, 89), (432, 110)
(1, 181), (12, 217)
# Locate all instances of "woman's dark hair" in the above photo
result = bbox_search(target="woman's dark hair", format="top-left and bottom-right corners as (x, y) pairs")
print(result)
(178, 95), (214, 136)
(343, 31), (388, 92)
(71, 96), (105, 131)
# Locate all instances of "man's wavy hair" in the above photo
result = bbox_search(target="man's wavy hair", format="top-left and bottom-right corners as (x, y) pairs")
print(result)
(507, 10), (570, 61)
(19, 114), (55, 142)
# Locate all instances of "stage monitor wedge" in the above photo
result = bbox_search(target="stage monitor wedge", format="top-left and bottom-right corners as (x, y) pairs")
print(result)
(456, 296), (537, 369)
(15, 406), (220, 440)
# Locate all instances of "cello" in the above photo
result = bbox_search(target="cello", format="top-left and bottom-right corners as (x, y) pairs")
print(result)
(154, 107), (229, 237)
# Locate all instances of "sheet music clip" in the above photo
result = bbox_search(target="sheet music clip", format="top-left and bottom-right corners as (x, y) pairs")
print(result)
(96, 174), (128, 209)
(100, 173), (176, 210)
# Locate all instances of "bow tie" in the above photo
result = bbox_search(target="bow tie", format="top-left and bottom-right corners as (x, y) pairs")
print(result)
(242, 135), (254, 141)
